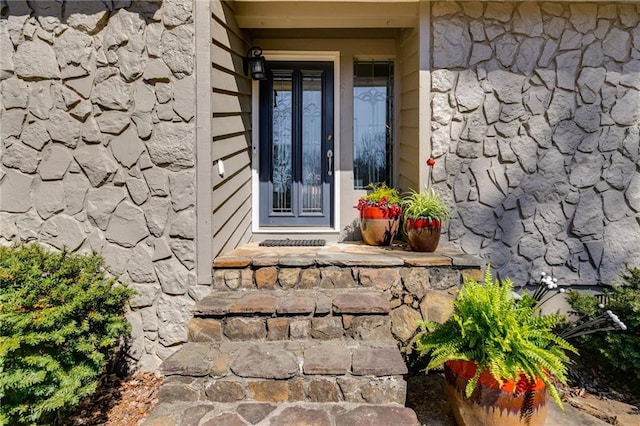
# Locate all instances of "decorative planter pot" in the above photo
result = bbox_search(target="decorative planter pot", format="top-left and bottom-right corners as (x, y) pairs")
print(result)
(444, 360), (549, 426)
(360, 206), (400, 246)
(405, 217), (441, 252)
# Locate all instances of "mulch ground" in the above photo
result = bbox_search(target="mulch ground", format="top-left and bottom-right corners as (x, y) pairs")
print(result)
(66, 372), (162, 426)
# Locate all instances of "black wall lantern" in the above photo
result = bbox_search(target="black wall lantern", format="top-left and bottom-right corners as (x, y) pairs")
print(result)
(244, 46), (267, 80)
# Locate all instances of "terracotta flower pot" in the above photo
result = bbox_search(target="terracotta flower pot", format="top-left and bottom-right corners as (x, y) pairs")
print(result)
(360, 206), (400, 246)
(444, 360), (549, 426)
(405, 217), (441, 252)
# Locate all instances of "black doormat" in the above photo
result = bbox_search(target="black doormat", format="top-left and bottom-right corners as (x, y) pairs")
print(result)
(259, 239), (326, 247)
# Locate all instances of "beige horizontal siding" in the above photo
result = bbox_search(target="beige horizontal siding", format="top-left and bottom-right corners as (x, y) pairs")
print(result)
(212, 67), (252, 96)
(212, 133), (251, 159)
(213, 183), (252, 241)
(400, 52), (419, 79)
(212, 113), (251, 138)
(213, 165), (252, 205)
(212, 0), (253, 258)
(213, 148), (251, 192)
(398, 26), (420, 191)
(214, 198), (252, 256)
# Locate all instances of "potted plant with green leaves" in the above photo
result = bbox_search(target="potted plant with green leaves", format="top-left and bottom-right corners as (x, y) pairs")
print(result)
(356, 183), (402, 246)
(416, 267), (577, 426)
(401, 157), (450, 252)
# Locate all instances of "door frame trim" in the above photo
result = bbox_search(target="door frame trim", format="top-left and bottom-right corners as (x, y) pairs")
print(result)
(251, 51), (341, 233)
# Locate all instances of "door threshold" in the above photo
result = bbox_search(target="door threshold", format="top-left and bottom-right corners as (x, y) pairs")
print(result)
(253, 228), (339, 234)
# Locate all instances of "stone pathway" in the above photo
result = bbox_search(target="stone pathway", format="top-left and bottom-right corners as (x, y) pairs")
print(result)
(144, 401), (418, 425)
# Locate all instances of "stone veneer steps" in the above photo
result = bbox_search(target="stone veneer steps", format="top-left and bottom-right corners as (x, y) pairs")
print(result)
(145, 286), (419, 425)
(144, 243), (482, 425)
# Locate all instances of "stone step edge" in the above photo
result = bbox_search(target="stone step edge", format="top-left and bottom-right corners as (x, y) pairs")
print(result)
(160, 341), (408, 378)
(158, 374), (407, 405)
(144, 401), (419, 426)
(188, 313), (394, 343)
(192, 289), (391, 317)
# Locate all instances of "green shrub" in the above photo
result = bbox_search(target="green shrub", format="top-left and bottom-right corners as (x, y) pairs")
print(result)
(0, 244), (133, 425)
(566, 266), (640, 394)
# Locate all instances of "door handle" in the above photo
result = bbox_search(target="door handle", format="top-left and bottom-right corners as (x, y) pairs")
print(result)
(327, 149), (333, 176)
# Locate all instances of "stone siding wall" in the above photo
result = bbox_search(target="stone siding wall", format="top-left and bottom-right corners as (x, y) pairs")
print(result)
(0, 0), (198, 370)
(431, 2), (640, 286)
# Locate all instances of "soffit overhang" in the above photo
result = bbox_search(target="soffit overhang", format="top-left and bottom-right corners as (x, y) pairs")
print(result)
(233, 1), (420, 29)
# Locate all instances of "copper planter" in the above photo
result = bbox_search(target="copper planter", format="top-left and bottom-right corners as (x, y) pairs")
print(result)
(444, 360), (549, 426)
(360, 207), (400, 246)
(405, 218), (441, 252)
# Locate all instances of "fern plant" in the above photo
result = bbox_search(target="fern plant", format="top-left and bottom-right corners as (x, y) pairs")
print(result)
(416, 266), (577, 409)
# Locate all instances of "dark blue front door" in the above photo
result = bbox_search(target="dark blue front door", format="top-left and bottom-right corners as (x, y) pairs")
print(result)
(259, 61), (334, 227)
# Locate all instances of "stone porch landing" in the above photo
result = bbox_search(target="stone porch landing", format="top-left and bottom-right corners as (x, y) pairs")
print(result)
(212, 241), (482, 270)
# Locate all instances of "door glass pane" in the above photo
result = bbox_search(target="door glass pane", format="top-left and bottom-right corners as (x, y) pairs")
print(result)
(353, 60), (394, 189)
(272, 71), (292, 213)
(302, 70), (323, 213)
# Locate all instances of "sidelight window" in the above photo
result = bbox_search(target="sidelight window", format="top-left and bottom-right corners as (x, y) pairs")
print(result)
(353, 59), (394, 189)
